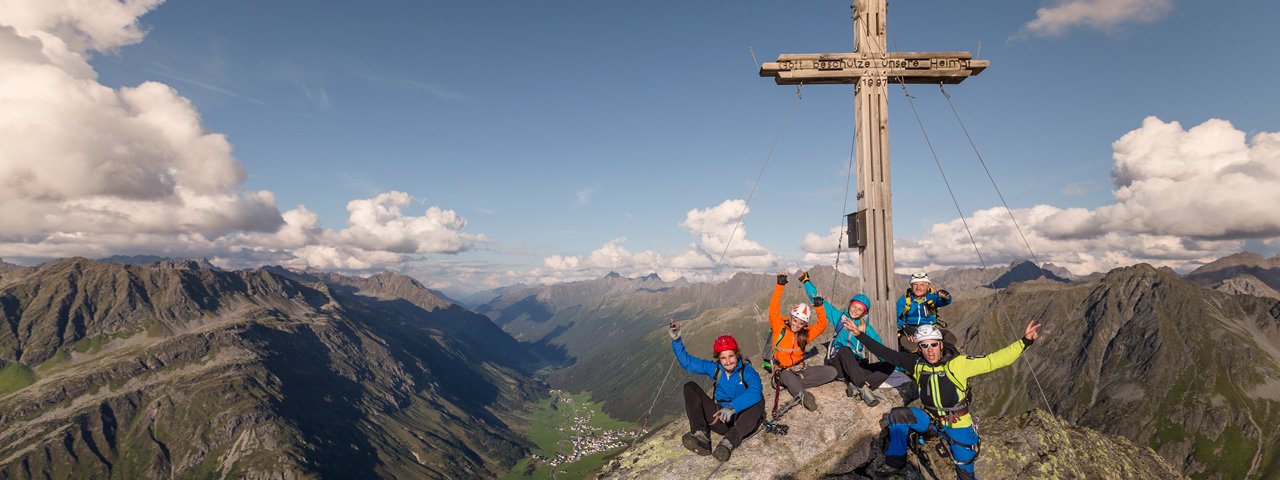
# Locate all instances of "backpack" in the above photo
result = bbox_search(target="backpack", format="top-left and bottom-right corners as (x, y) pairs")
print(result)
(899, 288), (942, 326)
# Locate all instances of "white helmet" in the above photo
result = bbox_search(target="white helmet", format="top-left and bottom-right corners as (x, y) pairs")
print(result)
(915, 324), (944, 343)
(790, 304), (811, 325)
(910, 272), (931, 284)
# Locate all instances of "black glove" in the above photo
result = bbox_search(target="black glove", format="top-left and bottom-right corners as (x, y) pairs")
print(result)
(777, 274), (788, 285)
(799, 271), (811, 284)
(813, 296), (824, 307)
(938, 289), (950, 299)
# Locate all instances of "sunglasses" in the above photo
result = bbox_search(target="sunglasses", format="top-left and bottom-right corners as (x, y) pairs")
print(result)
(919, 341), (942, 349)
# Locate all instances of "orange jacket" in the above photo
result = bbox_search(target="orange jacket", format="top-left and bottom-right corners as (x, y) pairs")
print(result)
(769, 283), (828, 369)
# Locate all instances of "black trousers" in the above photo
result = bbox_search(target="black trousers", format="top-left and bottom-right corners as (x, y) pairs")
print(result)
(682, 381), (764, 448)
(825, 347), (896, 389)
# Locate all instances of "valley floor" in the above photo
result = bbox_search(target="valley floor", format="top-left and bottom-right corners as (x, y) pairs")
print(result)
(502, 390), (644, 479)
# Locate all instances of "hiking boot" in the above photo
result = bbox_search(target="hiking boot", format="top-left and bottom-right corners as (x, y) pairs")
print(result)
(870, 461), (906, 479)
(802, 391), (817, 411)
(711, 439), (733, 462)
(845, 381), (856, 398)
(681, 431), (711, 456)
(859, 383), (880, 407)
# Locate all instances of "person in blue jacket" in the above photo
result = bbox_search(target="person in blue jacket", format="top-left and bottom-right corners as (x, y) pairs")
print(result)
(895, 272), (954, 352)
(670, 320), (763, 462)
(799, 272), (896, 407)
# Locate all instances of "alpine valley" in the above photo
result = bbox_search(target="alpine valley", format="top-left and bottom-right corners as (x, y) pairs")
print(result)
(3, 254), (1279, 478)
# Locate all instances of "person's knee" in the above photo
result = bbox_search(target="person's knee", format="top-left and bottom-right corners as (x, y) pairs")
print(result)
(888, 407), (916, 425)
(683, 381), (701, 393)
(954, 465), (975, 480)
(885, 455), (907, 469)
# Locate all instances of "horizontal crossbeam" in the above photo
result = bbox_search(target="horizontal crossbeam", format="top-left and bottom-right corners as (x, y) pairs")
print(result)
(760, 51), (988, 85)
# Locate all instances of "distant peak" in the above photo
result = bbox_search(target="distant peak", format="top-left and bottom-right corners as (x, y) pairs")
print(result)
(604, 271), (622, 279)
(641, 273), (662, 281)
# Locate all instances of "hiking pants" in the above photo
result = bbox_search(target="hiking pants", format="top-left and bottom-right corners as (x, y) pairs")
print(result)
(777, 365), (837, 400)
(825, 347), (895, 389)
(682, 381), (763, 448)
(884, 406), (980, 480)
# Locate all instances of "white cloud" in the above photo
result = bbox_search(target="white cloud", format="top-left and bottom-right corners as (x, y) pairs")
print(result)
(540, 199), (782, 282)
(0, 3), (485, 274)
(1022, 0), (1172, 37)
(0, 3), (283, 247)
(874, 117), (1277, 275)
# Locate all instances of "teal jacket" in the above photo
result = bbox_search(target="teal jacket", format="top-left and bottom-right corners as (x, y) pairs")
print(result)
(802, 279), (882, 360)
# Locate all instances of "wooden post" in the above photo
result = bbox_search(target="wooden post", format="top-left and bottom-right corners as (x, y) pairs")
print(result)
(759, 0), (987, 344)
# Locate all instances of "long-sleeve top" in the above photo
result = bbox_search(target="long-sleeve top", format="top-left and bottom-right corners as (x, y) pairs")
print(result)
(672, 338), (763, 412)
(801, 279), (882, 359)
(855, 330), (1031, 428)
(895, 289), (952, 328)
(769, 283), (828, 369)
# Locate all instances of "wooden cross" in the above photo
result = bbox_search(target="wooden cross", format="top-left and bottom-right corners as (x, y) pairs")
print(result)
(759, 0), (987, 341)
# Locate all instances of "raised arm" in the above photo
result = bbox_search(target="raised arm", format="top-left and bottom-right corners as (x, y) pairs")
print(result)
(769, 273), (787, 334)
(852, 326), (917, 370)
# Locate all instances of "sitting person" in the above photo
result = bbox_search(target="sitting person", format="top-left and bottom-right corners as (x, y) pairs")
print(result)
(848, 320), (1043, 480)
(769, 272), (837, 411)
(670, 321), (763, 462)
(895, 272), (954, 352)
(798, 272), (895, 407)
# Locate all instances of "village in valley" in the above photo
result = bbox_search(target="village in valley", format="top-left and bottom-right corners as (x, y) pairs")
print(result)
(537, 390), (645, 467)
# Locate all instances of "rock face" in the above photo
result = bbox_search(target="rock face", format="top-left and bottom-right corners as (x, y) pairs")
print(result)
(600, 380), (908, 479)
(903, 410), (1185, 480)
(946, 264), (1280, 479)
(1185, 251), (1280, 299)
(598, 380), (1184, 480)
(0, 258), (543, 479)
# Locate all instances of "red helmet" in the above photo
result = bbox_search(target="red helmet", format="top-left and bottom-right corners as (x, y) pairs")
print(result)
(713, 335), (739, 355)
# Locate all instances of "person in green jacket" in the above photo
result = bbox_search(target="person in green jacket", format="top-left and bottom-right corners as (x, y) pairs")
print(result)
(847, 319), (1042, 480)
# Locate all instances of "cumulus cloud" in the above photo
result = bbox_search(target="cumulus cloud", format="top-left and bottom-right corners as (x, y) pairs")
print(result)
(880, 117), (1277, 275)
(541, 199), (782, 282)
(1021, 0), (1172, 37)
(0, 2), (484, 273)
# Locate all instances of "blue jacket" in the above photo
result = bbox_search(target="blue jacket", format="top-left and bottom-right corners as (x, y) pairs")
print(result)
(801, 280), (882, 359)
(895, 289), (952, 328)
(672, 338), (762, 412)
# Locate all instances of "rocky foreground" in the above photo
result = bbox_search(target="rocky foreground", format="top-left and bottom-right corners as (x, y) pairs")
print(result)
(599, 377), (1183, 480)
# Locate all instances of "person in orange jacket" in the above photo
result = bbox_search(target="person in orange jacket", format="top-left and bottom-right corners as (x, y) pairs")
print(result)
(769, 272), (837, 411)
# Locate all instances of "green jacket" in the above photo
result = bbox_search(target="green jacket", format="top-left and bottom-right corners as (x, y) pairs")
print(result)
(856, 331), (1031, 428)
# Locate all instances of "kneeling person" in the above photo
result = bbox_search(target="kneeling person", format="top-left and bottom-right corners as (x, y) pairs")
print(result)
(848, 319), (1042, 480)
(670, 321), (763, 462)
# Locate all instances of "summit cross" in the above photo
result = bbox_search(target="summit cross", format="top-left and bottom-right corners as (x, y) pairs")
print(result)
(759, 0), (987, 342)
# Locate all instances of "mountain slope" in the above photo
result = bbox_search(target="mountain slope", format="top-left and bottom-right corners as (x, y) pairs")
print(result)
(0, 258), (543, 479)
(944, 264), (1280, 479)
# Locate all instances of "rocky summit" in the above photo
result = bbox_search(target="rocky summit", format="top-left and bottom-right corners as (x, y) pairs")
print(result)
(0, 258), (542, 479)
(600, 379), (907, 479)
(598, 377), (1183, 479)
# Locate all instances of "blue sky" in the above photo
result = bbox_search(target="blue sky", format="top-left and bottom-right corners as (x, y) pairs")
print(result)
(2, 0), (1278, 293)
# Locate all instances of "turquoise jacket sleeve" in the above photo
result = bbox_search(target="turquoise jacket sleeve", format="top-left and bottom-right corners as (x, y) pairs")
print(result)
(802, 280), (841, 326)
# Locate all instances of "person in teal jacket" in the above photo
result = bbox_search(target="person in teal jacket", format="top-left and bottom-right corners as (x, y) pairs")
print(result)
(670, 321), (763, 462)
(799, 272), (896, 407)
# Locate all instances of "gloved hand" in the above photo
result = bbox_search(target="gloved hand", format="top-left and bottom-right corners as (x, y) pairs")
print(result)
(714, 407), (735, 423)
(938, 289), (951, 300)
(799, 271), (811, 283)
(777, 273), (788, 285)
(668, 321), (681, 340)
(813, 296), (824, 307)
